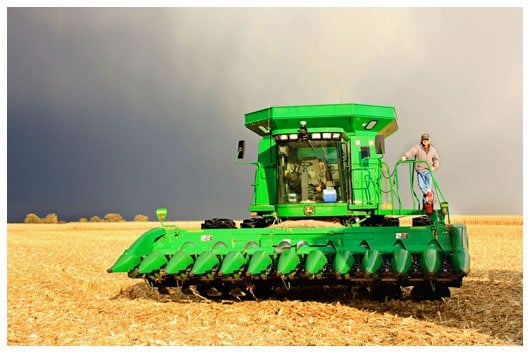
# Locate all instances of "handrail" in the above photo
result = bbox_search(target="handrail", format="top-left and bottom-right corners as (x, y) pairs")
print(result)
(392, 159), (448, 216)
(357, 156), (385, 206)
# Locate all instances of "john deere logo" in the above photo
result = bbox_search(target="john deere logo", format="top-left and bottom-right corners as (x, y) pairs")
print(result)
(304, 206), (315, 215)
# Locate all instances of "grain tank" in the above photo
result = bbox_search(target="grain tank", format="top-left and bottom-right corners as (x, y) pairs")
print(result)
(107, 103), (470, 300)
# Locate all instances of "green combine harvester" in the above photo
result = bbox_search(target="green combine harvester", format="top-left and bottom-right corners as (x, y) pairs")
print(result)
(107, 103), (470, 301)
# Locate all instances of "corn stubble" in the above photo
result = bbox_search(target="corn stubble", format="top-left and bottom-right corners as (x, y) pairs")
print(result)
(7, 216), (522, 345)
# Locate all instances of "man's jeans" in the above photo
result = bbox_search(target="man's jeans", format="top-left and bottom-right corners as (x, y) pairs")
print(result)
(417, 170), (432, 202)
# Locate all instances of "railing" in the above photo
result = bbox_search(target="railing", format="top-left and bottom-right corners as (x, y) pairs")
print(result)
(382, 160), (449, 220)
(352, 157), (383, 207)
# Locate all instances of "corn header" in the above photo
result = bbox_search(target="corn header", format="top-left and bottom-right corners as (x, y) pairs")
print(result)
(107, 103), (470, 300)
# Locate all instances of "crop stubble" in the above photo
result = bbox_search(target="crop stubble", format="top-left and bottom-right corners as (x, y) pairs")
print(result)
(6, 216), (523, 345)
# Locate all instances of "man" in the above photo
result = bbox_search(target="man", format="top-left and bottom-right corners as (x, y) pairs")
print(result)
(401, 133), (439, 211)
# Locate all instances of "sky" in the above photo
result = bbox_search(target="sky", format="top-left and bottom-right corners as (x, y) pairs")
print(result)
(4, 4), (526, 222)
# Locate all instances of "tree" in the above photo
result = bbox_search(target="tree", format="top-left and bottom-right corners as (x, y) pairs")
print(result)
(79, 217), (88, 223)
(24, 213), (41, 224)
(43, 213), (59, 224)
(104, 213), (124, 222)
(133, 214), (149, 222)
(89, 216), (102, 222)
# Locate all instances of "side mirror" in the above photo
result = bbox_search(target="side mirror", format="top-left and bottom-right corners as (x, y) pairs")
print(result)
(375, 134), (385, 154)
(237, 140), (245, 159)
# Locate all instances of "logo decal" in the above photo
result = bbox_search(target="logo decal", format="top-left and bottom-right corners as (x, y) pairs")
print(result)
(304, 206), (315, 215)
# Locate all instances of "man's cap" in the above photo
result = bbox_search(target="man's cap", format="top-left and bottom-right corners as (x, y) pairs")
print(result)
(421, 133), (430, 140)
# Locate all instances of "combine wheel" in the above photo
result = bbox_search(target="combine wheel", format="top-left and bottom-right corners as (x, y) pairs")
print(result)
(156, 286), (170, 295)
(194, 283), (230, 299)
(362, 216), (400, 227)
(383, 217), (399, 226)
(248, 282), (274, 299)
(434, 284), (451, 299)
(353, 287), (370, 299)
(369, 283), (402, 301)
(240, 217), (271, 228)
(412, 216), (433, 226)
(193, 284), (210, 298)
(228, 286), (248, 300)
(201, 218), (237, 229)
(410, 282), (450, 300)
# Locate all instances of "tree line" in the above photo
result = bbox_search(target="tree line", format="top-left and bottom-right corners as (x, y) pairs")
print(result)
(23, 212), (150, 224)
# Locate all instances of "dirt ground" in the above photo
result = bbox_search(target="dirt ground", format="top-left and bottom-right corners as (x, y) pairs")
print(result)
(5, 219), (523, 346)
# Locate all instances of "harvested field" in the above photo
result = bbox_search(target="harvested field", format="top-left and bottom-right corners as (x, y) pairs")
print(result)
(6, 216), (523, 346)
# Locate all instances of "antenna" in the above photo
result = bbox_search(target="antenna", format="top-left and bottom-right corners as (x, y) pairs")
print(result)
(268, 98), (272, 161)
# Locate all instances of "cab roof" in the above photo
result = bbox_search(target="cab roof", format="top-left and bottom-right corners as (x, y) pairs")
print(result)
(245, 103), (398, 138)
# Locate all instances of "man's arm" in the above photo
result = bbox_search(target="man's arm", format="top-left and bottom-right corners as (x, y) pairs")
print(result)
(401, 145), (418, 161)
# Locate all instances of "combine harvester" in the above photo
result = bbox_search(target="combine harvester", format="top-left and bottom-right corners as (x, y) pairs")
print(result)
(108, 103), (470, 301)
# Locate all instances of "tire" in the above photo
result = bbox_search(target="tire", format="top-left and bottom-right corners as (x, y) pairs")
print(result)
(240, 216), (270, 228)
(412, 216), (433, 226)
(410, 282), (450, 300)
(370, 283), (402, 301)
(383, 217), (399, 226)
(201, 218), (236, 229)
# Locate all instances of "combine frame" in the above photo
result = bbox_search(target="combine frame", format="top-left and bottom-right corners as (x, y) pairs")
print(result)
(108, 103), (470, 300)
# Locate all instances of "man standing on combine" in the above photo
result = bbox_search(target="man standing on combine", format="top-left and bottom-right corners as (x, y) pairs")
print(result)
(401, 133), (440, 210)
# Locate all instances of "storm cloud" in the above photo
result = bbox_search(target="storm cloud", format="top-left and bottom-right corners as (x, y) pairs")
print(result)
(7, 7), (523, 221)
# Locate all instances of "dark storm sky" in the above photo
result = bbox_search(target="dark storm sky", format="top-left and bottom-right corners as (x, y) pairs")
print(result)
(6, 7), (523, 222)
